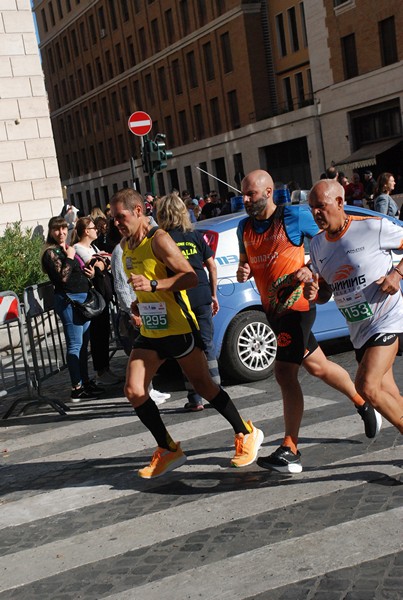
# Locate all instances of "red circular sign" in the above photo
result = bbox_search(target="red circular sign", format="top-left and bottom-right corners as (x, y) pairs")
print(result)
(128, 111), (152, 136)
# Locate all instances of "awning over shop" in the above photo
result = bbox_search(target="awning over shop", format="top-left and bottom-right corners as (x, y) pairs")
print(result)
(336, 137), (403, 171)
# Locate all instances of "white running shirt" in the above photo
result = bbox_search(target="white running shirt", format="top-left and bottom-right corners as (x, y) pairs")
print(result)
(310, 215), (403, 349)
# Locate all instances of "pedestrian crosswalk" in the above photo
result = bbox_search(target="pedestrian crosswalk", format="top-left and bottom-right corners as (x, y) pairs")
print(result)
(0, 385), (402, 599)
(106, 507), (402, 600)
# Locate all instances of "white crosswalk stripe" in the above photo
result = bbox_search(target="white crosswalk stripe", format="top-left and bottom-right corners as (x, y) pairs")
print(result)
(1, 385), (263, 453)
(0, 387), (401, 599)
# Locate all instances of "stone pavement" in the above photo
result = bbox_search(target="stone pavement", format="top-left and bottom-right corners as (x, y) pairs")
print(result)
(0, 346), (402, 599)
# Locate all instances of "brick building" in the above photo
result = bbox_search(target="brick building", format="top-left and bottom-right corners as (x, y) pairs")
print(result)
(32, 0), (402, 213)
(307, 0), (403, 178)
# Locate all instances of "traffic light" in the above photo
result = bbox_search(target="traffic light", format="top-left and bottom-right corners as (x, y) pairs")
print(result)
(150, 134), (173, 172)
(141, 134), (173, 175)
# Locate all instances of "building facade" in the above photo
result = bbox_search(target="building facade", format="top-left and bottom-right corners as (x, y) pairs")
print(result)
(306, 0), (403, 177)
(0, 0), (62, 235)
(32, 0), (402, 214)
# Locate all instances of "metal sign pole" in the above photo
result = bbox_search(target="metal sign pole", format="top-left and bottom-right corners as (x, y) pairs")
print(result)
(150, 170), (156, 197)
(142, 134), (155, 196)
(130, 157), (136, 190)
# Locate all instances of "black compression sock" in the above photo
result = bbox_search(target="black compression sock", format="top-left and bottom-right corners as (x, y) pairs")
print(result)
(208, 387), (249, 435)
(135, 397), (176, 451)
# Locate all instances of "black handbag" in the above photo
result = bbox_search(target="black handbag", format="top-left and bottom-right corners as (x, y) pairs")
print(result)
(67, 287), (106, 320)
(93, 267), (114, 303)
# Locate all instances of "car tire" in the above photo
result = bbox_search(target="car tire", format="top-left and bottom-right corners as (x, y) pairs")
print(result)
(219, 310), (277, 383)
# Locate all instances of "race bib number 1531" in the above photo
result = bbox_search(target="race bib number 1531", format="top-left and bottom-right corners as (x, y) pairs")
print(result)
(339, 302), (373, 323)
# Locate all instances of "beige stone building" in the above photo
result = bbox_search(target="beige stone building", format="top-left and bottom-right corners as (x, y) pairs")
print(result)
(0, 0), (62, 235)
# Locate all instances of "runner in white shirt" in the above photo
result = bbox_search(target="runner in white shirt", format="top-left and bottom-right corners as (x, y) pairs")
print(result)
(300, 179), (403, 434)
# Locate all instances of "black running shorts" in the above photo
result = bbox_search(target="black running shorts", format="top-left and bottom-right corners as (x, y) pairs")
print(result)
(355, 332), (403, 363)
(270, 308), (319, 365)
(133, 331), (205, 359)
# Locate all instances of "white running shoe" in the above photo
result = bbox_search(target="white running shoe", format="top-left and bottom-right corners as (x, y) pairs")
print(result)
(153, 390), (171, 400)
(149, 389), (171, 405)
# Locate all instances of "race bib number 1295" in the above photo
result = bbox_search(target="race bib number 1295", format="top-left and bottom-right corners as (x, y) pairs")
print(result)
(138, 302), (168, 330)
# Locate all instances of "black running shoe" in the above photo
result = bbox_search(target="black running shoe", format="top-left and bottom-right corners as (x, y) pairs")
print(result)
(356, 402), (382, 438)
(71, 386), (100, 403)
(257, 445), (303, 473)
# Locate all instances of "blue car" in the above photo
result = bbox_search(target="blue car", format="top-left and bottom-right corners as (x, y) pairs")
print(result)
(195, 206), (403, 383)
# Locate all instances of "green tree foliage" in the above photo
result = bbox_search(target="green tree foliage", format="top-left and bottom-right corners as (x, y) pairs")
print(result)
(0, 222), (47, 297)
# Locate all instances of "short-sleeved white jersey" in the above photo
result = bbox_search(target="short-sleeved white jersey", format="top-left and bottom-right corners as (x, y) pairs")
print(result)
(310, 215), (403, 349)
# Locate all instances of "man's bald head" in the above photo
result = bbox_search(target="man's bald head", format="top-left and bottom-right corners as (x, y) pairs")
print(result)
(242, 169), (274, 191)
(309, 179), (347, 234)
(241, 170), (275, 218)
(309, 179), (345, 205)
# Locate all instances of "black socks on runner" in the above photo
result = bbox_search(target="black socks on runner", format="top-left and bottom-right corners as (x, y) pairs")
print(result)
(135, 389), (249, 448)
(135, 397), (176, 451)
(209, 387), (249, 435)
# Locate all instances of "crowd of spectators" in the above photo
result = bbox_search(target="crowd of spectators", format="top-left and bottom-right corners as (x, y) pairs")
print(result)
(317, 166), (403, 218)
(49, 184), (230, 403)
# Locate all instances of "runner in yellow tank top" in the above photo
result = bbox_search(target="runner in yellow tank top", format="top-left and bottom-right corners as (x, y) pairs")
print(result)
(110, 188), (264, 479)
(122, 227), (199, 338)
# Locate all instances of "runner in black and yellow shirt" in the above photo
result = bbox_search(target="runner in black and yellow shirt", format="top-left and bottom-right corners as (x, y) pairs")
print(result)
(110, 188), (263, 479)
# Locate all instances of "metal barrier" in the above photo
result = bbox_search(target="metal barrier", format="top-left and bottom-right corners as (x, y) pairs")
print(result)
(1, 282), (123, 419)
(24, 283), (71, 399)
(1, 283), (70, 419)
(0, 291), (33, 409)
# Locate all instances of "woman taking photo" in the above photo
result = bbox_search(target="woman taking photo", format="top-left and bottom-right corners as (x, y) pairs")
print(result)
(374, 172), (399, 217)
(41, 216), (101, 402)
(72, 216), (119, 386)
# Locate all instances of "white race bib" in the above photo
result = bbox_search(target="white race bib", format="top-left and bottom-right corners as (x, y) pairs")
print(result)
(138, 302), (168, 330)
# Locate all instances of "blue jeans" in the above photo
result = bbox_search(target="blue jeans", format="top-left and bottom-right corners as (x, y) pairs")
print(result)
(54, 292), (91, 388)
(186, 303), (220, 405)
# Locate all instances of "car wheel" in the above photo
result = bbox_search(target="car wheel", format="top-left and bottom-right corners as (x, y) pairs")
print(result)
(219, 310), (277, 383)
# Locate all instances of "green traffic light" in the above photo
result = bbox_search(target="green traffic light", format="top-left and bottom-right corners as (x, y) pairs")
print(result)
(151, 136), (173, 171)
(141, 134), (173, 175)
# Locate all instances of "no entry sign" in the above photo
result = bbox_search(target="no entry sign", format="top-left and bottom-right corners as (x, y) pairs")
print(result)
(128, 111), (152, 136)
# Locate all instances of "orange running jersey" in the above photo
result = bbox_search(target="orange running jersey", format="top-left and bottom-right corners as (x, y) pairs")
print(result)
(237, 205), (319, 317)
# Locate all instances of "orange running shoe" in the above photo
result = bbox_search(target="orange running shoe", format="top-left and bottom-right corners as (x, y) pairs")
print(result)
(231, 421), (264, 468)
(138, 443), (187, 479)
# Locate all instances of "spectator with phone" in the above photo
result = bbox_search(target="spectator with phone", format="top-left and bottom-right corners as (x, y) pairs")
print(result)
(72, 217), (120, 386)
(41, 216), (101, 402)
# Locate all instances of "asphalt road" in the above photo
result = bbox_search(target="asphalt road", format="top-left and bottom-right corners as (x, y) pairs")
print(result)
(0, 342), (402, 599)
